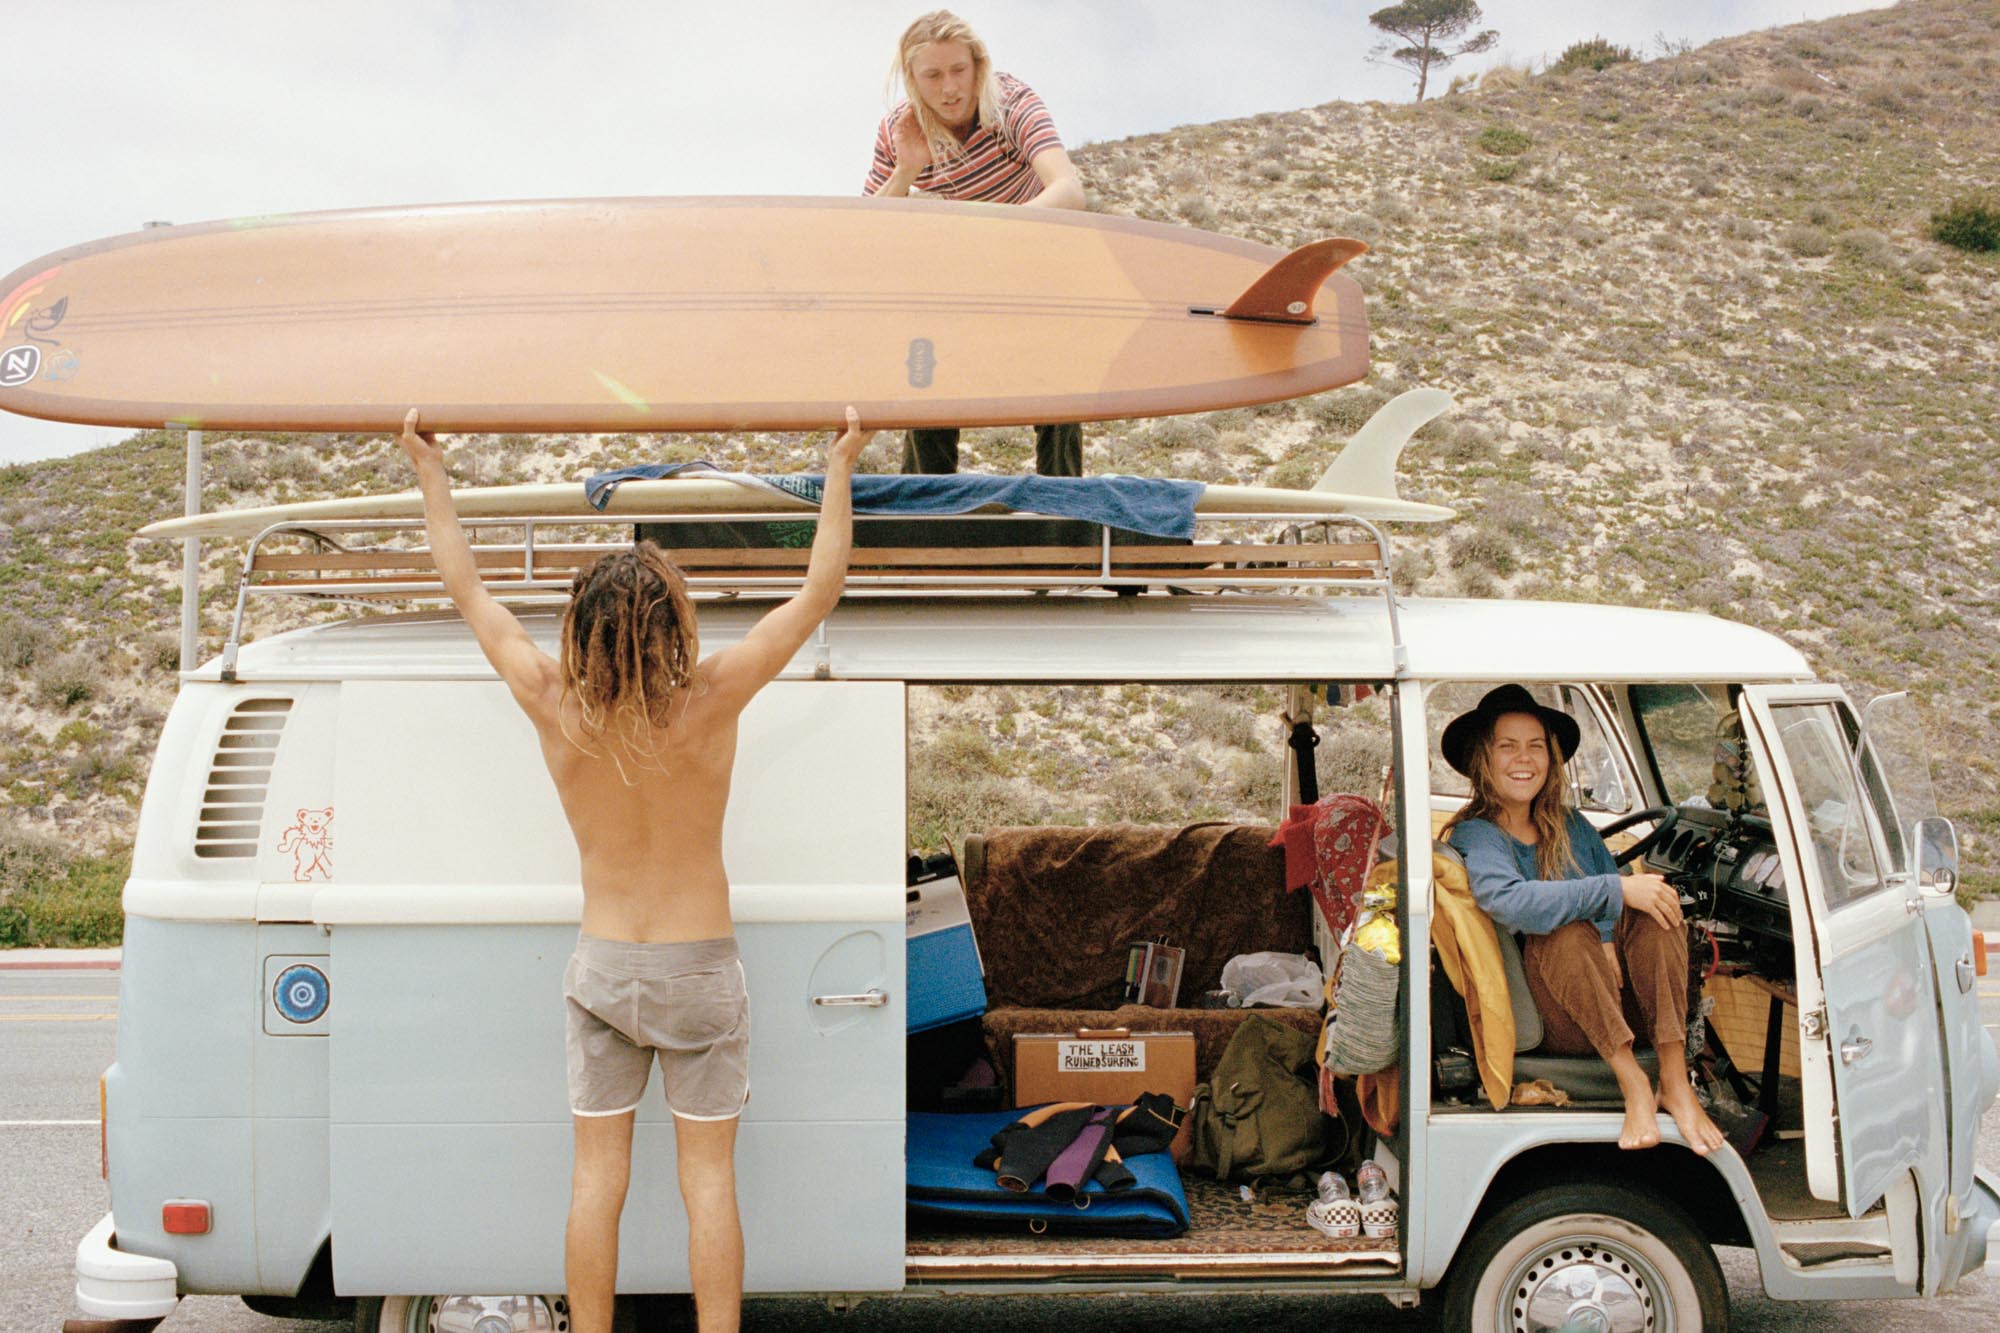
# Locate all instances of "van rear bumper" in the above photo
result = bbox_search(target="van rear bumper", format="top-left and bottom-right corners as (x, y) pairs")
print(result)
(1971, 1168), (2000, 1282)
(73, 1213), (179, 1322)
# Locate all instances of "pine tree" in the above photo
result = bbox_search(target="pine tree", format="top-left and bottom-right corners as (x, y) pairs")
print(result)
(1368, 0), (1499, 101)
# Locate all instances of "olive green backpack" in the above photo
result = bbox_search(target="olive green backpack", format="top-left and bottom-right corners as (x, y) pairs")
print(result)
(1188, 1013), (1331, 1182)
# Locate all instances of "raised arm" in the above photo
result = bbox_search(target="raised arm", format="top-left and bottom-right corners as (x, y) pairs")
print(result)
(1021, 145), (1084, 210)
(399, 409), (561, 715)
(701, 407), (873, 712)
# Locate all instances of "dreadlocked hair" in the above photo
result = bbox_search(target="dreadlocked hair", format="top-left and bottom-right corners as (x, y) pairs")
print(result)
(1438, 713), (1577, 880)
(559, 542), (700, 767)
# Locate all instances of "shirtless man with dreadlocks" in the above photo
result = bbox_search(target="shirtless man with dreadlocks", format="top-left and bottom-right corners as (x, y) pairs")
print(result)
(401, 407), (872, 1333)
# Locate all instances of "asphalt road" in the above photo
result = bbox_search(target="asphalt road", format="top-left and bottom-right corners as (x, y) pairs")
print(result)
(5, 963), (1998, 1332)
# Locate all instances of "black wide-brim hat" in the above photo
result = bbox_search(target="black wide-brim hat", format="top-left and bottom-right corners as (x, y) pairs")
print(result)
(1440, 684), (1581, 778)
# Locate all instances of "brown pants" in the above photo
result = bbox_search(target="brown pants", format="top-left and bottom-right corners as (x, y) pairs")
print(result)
(1521, 913), (1688, 1059)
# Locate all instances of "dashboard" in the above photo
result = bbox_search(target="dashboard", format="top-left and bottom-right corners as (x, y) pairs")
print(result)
(1632, 805), (1797, 971)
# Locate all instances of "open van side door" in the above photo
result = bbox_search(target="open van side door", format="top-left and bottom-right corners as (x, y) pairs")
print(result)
(1739, 686), (1948, 1240)
(1855, 693), (2000, 1288)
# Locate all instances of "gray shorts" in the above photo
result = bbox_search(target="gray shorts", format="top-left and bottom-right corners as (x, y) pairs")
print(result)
(562, 933), (750, 1121)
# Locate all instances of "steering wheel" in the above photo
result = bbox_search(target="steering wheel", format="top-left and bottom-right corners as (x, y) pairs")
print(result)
(1599, 805), (1680, 868)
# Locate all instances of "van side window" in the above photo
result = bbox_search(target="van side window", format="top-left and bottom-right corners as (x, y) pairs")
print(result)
(1425, 682), (1624, 811)
(1560, 685), (1627, 813)
(1769, 702), (1887, 909)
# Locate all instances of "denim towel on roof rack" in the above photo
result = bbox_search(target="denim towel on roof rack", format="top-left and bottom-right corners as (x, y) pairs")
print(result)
(582, 460), (1205, 541)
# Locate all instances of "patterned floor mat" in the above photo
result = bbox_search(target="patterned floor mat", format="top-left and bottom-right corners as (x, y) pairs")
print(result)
(907, 1171), (1399, 1259)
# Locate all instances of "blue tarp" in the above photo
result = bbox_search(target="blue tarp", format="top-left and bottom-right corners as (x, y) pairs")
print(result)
(907, 1107), (1189, 1238)
(583, 460), (1205, 540)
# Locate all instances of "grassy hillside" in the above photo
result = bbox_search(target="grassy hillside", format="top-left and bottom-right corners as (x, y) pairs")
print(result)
(1, 0), (1995, 942)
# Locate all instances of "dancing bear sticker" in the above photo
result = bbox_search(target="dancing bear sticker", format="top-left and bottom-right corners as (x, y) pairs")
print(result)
(277, 807), (334, 881)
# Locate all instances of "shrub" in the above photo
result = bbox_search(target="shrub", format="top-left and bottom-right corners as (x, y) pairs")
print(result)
(0, 615), (51, 670)
(0, 816), (66, 887)
(33, 651), (102, 708)
(1447, 521), (1519, 578)
(0, 844), (128, 948)
(144, 633), (183, 674)
(1180, 692), (1262, 752)
(1834, 228), (1898, 268)
(1476, 125), (1532, 156)
(1929, 195), (2000, 253)
(1175, 194), (1218, 228)
(1551, 37), (1635, 74)
(1477, 158), (1522, 182)
(1779, 225), (1833, 258)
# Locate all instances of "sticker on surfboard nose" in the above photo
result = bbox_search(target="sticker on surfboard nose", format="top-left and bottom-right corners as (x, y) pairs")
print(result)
(906, 338), (936, 389)
(274, 963), (330, 1024)
(0, 345), (40, 387)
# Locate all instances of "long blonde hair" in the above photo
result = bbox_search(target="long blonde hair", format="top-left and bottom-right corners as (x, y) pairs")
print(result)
(890, 9), (1002, 165)
(558, 542), (699, 771)
(1440, 713), (1577, 879)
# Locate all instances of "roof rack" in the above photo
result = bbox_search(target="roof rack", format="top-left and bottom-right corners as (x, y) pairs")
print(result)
(216, 509), (1408, 679)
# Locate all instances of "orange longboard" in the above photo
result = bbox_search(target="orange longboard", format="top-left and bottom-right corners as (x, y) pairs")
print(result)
(0, 196), (1367, 434)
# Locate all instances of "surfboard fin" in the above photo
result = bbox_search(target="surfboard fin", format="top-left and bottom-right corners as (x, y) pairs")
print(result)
(1221, 238), (1368, 324)
(1311, 388), (1453, 500)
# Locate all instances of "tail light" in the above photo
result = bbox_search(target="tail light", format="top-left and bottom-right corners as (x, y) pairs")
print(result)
(162, 1201), (211, 1235)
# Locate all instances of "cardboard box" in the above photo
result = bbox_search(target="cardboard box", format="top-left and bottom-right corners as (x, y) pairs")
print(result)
(906, 854), (987, 1034)
(1012, 1027), (1196, 1108)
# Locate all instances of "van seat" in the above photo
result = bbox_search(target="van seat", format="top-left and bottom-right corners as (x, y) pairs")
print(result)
(1436, 922), (1659, 1103)
(960, 823), (1320, 1093)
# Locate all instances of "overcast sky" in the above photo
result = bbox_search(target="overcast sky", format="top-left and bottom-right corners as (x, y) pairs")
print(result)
(1, 0), (1890, 465)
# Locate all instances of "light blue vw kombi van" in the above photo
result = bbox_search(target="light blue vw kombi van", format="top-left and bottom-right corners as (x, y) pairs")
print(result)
(70, 488), (1999, 1333)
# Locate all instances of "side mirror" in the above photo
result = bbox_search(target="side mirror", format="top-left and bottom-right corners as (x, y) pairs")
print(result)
(1913, 815), (1959, 898)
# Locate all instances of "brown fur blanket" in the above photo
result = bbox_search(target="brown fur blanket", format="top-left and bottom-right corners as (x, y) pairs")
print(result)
(962, 822), (1310, 1009)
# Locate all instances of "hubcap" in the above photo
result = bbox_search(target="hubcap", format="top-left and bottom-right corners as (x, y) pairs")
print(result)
(415, 1294), (569, 1333)
(1501, 1239), (1664, 1333)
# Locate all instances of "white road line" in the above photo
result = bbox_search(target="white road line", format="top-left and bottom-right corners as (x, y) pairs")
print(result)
(0, 1119), (96, 1127)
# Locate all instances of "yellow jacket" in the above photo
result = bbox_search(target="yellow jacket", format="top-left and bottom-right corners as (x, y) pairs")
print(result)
(1427, 851), (1516, 1109)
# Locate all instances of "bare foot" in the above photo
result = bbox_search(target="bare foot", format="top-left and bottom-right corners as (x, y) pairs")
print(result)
(1659, 1083), (1728, 1156)
(1619, 1099), (1663, 1150)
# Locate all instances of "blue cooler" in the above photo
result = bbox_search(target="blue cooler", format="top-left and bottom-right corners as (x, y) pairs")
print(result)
(906, 852), (987, 1033)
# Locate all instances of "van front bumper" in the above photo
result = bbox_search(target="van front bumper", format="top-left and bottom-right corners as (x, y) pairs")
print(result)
(73, 1212), (179, 1321)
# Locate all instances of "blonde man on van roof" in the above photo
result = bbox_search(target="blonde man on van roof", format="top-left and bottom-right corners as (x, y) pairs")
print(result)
(401, 407), (873, 1333)
(865, 9), (1086, 478)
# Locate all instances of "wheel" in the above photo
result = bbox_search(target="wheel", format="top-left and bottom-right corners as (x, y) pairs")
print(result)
(1600, 805), (1679, 868)
(354, 1293), (576, 1333)
(1436, 1182), (1727, 1333)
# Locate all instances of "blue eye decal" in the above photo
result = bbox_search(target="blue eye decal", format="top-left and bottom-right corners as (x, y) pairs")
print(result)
(274, 963), (330, 1024)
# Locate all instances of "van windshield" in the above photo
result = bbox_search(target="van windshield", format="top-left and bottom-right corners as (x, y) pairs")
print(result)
(1630, 683), (1735, 809)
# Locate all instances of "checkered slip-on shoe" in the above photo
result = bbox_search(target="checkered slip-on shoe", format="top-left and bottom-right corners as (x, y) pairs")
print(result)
(1305, 1196), (1361, 1240)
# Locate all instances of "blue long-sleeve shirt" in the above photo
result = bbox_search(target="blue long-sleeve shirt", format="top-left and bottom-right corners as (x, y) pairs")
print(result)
(1447, 811), (1625, 942)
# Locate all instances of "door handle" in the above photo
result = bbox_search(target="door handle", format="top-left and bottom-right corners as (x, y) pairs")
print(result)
(812, 988), (889, 1008)
(1839, 1034), (1874, 1066)
(1958, 954), (1976, 994)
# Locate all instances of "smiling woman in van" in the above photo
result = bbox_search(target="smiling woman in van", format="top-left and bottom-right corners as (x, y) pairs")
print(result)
(1438, 684), (1728, 1157)
(399, 406), (873, 1333)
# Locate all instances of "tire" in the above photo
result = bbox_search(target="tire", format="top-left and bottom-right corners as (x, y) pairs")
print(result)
(354, 1292), (579, 1333)
(1436, 1181), (1728, 1333)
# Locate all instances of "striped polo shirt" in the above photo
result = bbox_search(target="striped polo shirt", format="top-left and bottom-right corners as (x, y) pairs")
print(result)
(863, 72), (1066, 205)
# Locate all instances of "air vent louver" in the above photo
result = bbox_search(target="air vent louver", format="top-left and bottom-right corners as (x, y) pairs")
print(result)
(194, 698), (292, 859)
